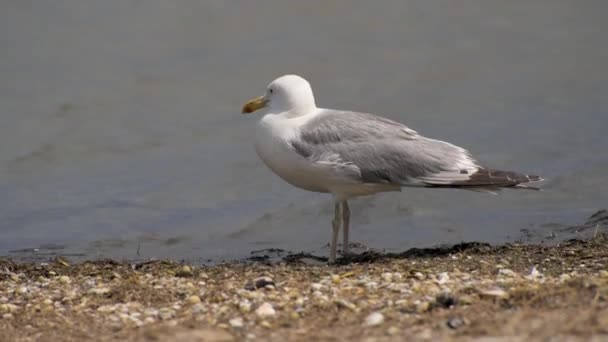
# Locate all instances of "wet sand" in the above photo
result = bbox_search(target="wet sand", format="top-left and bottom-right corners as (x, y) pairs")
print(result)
(1, 232), (607, 341)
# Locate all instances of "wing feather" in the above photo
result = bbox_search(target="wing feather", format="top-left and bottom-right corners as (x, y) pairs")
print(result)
(291, 110), (479, 186)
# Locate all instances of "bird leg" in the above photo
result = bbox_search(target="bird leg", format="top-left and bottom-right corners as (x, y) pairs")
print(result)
(329, 202), (342, 264)
(342, 201), (350, 256)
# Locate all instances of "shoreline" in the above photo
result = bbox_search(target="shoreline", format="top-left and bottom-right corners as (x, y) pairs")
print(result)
(1, 234), (607, 341)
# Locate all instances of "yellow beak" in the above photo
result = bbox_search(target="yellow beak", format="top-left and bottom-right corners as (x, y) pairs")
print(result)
(242, 96), (268, 114)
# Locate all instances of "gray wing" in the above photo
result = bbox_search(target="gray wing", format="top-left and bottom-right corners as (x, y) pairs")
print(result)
(290, 110), (541, 188)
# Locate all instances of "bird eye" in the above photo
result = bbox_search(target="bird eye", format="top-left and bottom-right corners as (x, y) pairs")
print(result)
(269, 88), (273, 94)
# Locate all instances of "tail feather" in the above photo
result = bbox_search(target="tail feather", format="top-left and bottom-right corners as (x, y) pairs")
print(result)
(424, 168), (543, 190)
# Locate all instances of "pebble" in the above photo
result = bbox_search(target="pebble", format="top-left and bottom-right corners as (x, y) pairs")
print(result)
(191, 303), (205, 315)
(187, 295), (201, 305)
(59, 275), (71, 284)
(447, 317), (465, 329)
(16, 286), (28, 295)
(381, 272), (393, 282)
(335, 299), (357, 311)
(239, 301), (252, 313)
(158, 308), (175, 320)
(416, 301), (431, 313)
(255, 302), (276, 318)
(436, 272), (450, 285)
(0, 304), (10, 314)
(527, 266), (543, 280)
(176, 265), (193, 277)
(88, 287), (111, 295)
(387, 326), (400, 335)
(365, 281), (379, 289)
(310, 283), (323, 291)
(229, 317), (244, 328)
(363, 312), (384, 326)
(498, 269), (517, 277)
(414, 272), (425, 280)
(480, 288), (508, 299)
(144, 308), (159, 317)
(245, 276), (275, 291)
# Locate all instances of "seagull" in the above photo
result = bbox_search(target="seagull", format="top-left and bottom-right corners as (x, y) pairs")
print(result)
(242, 74), (542, 263)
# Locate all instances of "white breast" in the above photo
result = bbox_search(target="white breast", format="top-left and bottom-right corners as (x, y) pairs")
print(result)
(254, 113), (332, 193)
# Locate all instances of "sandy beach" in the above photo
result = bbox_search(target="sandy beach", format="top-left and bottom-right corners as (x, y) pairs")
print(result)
(1, 233), (607, 341)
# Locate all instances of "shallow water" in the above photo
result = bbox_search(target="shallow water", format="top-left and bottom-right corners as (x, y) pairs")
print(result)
(1, 1), (607, 263)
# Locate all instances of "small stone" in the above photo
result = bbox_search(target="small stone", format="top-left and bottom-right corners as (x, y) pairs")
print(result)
(387, 326), (400, 335)
(414, 272), (425, 280)
(191, 303), (205, 315)
(295, 297), (305, 307)
(88, 287), (111, 295)
(598, 270), (608, 278)
(42, 299), (53, 306)
(381, 272), (393, 282)
(144, 308), (159, 317)
(364, 312), (384, 326)
(335, 299), (357, 311)
(392, 273), (403, 282)
(48, 271), (57, 276)
(526, 266), (543, 280)
(229, 317), (244, 328)
(176, 265), (193, 277)
(0, 304), (10, 314)
(2, 313), (13, 320)
(365, 281), (379, 289)
(239, 301), (252, 313)
(187, 295), (201, 305)
(245, 276), (275, 291)
(9, 273), (19, 282)
(480, 288), (508, 299)
(260, 320), (272, 329)
(310, 283), (323, 291)
(447, 317), (465, 329)
(97, 305), (115, 313)
(255, 302), (276, 318)
(416, 301), (430, 313)
(436, 272), (450, 284)
(159, 308), (175, 320)
(16, 286), (28, 295)
(498, 268), (517, 277)
(59, 276), (71, 284)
